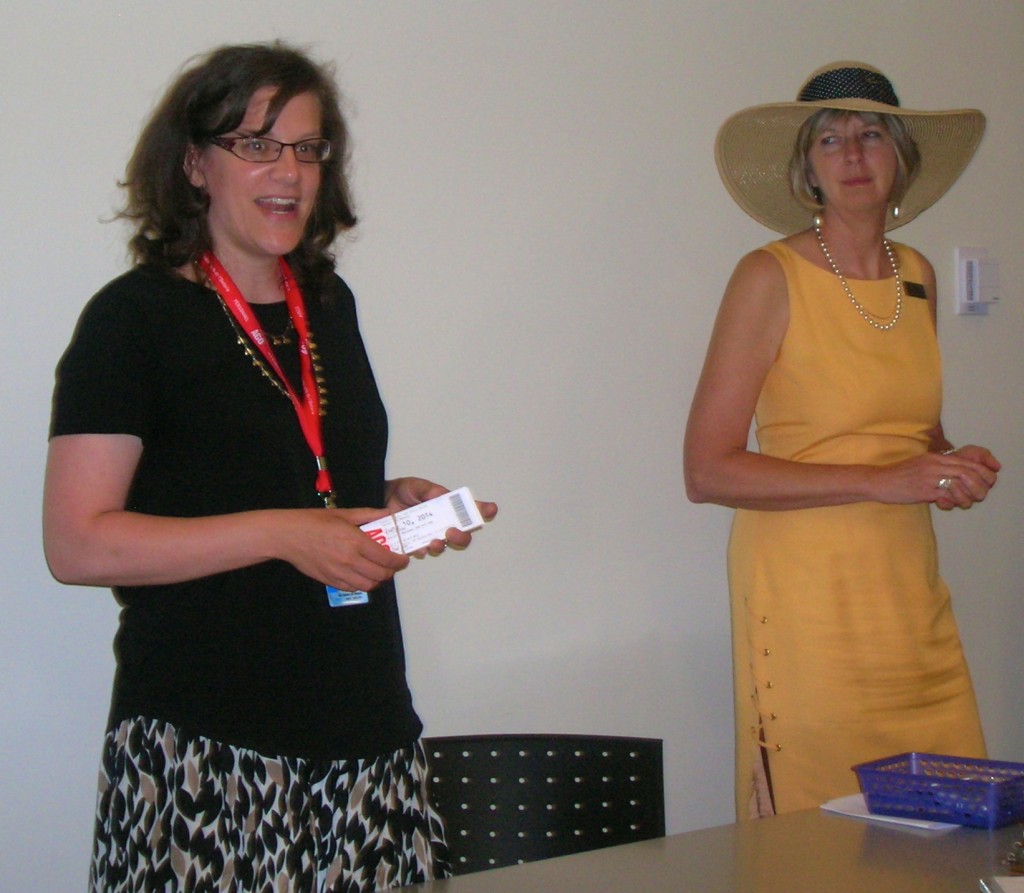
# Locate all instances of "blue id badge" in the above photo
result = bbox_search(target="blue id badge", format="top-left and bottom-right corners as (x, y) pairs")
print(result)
(326, 586), (369, 607)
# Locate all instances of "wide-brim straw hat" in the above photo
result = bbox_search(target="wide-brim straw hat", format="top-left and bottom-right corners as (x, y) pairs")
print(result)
(715, 61), (985, 233)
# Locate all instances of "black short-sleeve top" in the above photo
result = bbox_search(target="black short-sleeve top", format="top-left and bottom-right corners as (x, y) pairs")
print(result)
(50, 266), (422, 760)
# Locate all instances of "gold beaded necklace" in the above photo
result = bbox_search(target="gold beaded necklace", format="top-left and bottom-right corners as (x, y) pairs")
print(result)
(265, 317), (295, 346)
(198, 264), (329, 413)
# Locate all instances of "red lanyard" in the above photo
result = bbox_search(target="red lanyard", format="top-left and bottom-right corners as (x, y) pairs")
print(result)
(199, 252), (336, 507)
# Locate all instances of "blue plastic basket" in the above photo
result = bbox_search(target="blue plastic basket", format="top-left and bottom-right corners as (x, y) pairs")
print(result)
(853, 752), (1024, 829)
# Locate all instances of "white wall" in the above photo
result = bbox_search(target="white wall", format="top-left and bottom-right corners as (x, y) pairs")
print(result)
(3, 2), (1022, 887)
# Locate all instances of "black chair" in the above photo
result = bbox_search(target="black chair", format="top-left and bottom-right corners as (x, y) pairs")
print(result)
(423, 733), (665, 875)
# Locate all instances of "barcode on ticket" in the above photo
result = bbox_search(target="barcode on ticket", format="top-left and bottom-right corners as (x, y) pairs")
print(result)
(450, 490), (472, 528)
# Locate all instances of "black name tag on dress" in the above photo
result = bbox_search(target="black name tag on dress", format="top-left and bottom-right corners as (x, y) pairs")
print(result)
(905, 281), (927, 299)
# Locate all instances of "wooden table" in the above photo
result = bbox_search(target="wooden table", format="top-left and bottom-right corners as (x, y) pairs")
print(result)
(409, 807), (1023, 892)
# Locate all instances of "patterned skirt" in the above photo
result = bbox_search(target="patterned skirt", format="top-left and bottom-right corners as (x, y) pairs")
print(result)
(89, 717), (451, 892)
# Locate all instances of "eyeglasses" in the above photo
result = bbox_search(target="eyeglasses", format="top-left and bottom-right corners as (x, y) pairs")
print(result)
(210, 135), (332, 164)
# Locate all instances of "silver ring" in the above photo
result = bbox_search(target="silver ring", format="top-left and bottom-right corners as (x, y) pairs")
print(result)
(937, 477), (954, 490)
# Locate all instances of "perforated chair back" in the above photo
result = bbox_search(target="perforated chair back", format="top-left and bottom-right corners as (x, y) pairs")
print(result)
(423, 734), (665, 875)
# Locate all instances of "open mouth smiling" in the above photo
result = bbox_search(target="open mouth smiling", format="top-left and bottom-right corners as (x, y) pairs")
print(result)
(257, 197), (300, 213)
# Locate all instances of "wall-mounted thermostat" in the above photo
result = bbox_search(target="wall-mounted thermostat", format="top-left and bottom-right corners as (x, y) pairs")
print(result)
(955, 247), (1000, 316)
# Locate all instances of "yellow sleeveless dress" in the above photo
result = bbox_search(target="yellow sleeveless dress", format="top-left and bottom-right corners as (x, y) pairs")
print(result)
(728, 241), (986, 818)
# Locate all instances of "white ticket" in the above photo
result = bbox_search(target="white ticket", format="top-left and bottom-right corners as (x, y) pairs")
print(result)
(360, 487), (485, 554)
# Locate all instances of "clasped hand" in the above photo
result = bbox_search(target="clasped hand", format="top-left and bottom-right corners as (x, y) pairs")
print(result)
(887, 445), (1001, 512)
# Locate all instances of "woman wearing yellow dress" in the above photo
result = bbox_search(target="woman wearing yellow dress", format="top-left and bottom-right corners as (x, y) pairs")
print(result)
(685, 62), (1001, 819)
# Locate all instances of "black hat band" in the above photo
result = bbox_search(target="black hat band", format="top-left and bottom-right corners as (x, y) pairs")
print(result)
(798, 66), (900, 107)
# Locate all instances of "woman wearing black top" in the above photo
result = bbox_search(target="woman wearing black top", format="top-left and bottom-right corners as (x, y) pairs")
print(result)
(44, 41), (495, 892)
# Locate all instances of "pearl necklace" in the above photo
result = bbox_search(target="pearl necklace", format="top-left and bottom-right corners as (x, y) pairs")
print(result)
(814, 223), (902, 331)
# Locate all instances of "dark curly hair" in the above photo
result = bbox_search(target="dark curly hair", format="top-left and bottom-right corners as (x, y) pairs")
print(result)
(119, 41), (357, 294)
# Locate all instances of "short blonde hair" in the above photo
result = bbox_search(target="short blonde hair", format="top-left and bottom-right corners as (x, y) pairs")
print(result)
(789, 109), (921, 211)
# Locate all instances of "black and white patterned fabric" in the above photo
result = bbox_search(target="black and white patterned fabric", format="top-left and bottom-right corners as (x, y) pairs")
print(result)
(88, 717), (451, 892)
(798, 66), (900, 106)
